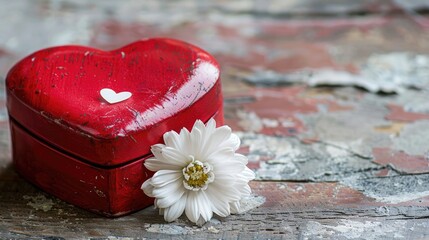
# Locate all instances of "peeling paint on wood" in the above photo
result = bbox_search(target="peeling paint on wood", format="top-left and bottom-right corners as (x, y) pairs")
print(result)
(301, 219), (429, 240)
(386, 104), (429, 122)
(235, 194), (266, 214)
(342, 174), (429, 204)
(373, 148), (429, 174)
(145, 223), (195, 235)
(239, 132), (382, 181)
(23, 194), (55, 212)
(392, 120), (429, 156)
(240, 52), (429, 93)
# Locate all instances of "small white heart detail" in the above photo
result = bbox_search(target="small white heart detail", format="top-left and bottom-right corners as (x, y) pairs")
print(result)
(100, 88), (132, 104)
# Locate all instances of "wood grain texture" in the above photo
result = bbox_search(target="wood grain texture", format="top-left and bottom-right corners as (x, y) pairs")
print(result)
(2, 172), (429, 239)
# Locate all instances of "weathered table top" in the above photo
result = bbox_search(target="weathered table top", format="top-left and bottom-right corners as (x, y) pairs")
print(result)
(2, 1), (429, 239)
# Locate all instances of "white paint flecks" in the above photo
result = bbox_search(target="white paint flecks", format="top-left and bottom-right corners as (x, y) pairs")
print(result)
(309, 53), (429, 93)
(100, 88), (132, 104)
(237, 111), (263, 132)
(207, 226), (220, 233)
(325, 143), (352, 158)
(94, 189), (106, 198)
(372, 190), (429, 204)
(327, 220), (404, 239)
(302, 220), (406, 240)
(392, 120), (429, 156)
(307, 69), (384, 93)
(242, 53), (429, 93)
(143, 196), (263, 234)
(237, 110), (296, 133)
(342, 174), (429, 205)
(23, 194), (54, 212)
(237, 132), (296, 158)
(144, 221), (225, 235)
(261, 118), (279, 128)
(145, 223), (196, 235)
(302, 221), (336, 238)
(237, 132), (300, 180)
(236, 194), (266, 214)
(107, 237), (134, 240)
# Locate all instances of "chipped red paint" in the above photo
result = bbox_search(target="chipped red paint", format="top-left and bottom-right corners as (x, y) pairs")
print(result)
(254, 180), (429, 208)
(385, 104), (429, 122)
(299, 137), (320, 144)
(91, 19), (377, 74)
(259, 17), (390, 38)
(90, 21), (201, 51)
(91, 21), (168, 50)
(0, 48), (10, 57)
(252, 182), (375, 208)
(227, 86), (352, 136)
(373, 148), (429, 174)
(236, 146), (262, 169)
(396, 194), (429, 206)
(402, 12), (429, 29)
(236, 146), (250, 156)
(374, 168), (395, 177)
(215, 42), (357, 73)
(6, 38), (223, 216)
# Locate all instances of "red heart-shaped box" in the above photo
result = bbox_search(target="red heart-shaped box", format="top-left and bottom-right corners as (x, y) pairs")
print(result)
(6, 38), (223, 216)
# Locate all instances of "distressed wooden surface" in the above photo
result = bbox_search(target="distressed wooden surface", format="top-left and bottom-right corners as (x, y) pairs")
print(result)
(1, 0), (429, 239)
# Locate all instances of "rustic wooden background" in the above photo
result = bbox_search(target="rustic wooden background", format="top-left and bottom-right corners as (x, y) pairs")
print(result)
(1, 0), (429, 239)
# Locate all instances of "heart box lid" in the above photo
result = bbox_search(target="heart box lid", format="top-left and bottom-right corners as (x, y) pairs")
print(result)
(6, 38), (223, 167)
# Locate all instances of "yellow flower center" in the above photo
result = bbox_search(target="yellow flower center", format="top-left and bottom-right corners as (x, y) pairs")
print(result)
(182, 157), (214, 191)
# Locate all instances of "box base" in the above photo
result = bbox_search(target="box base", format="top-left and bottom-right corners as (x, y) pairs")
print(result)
(11, 120), (153, 216)
(10, 110), (224, 217)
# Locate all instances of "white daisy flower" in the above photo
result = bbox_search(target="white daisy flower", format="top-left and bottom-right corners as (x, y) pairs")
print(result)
(141, 118), (255, 224)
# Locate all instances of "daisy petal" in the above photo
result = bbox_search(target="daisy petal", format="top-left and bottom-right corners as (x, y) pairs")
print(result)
(141, 179), (154, 197)
(242, 184), (252, 196)
(157, 186), (185, 209)
(234, 182), (252, 196)
(164, 194), (187, 222)
(205, 118), (217, 135)
(190, 128), (203, 159)
(151, 144), (166, 161)
(152, 179), (183, 200)
(230, 201), (240, 214)
(242, 167), (256, 180)
(206, 147), (235, 164)
(205, 188), (231, 217)
(219, 133), (240, 151)
(141, 118), (254, 225)
(193, 119), (206, 134)
(185, 191), (200, 223)
(162, 147), (188, 165)
(145, 145), (185, 171)
(197, 191), (213, 222)
(179, 128), (192, 155)
(202, 126), (231, 158)
(209, 181), (242, 202)
(163, 131), (183, 150)
(144, 158), (182, 172)
(211, 157), (246, 175)
(150, 170), (182, 188)
(234, 153), (248, 165)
